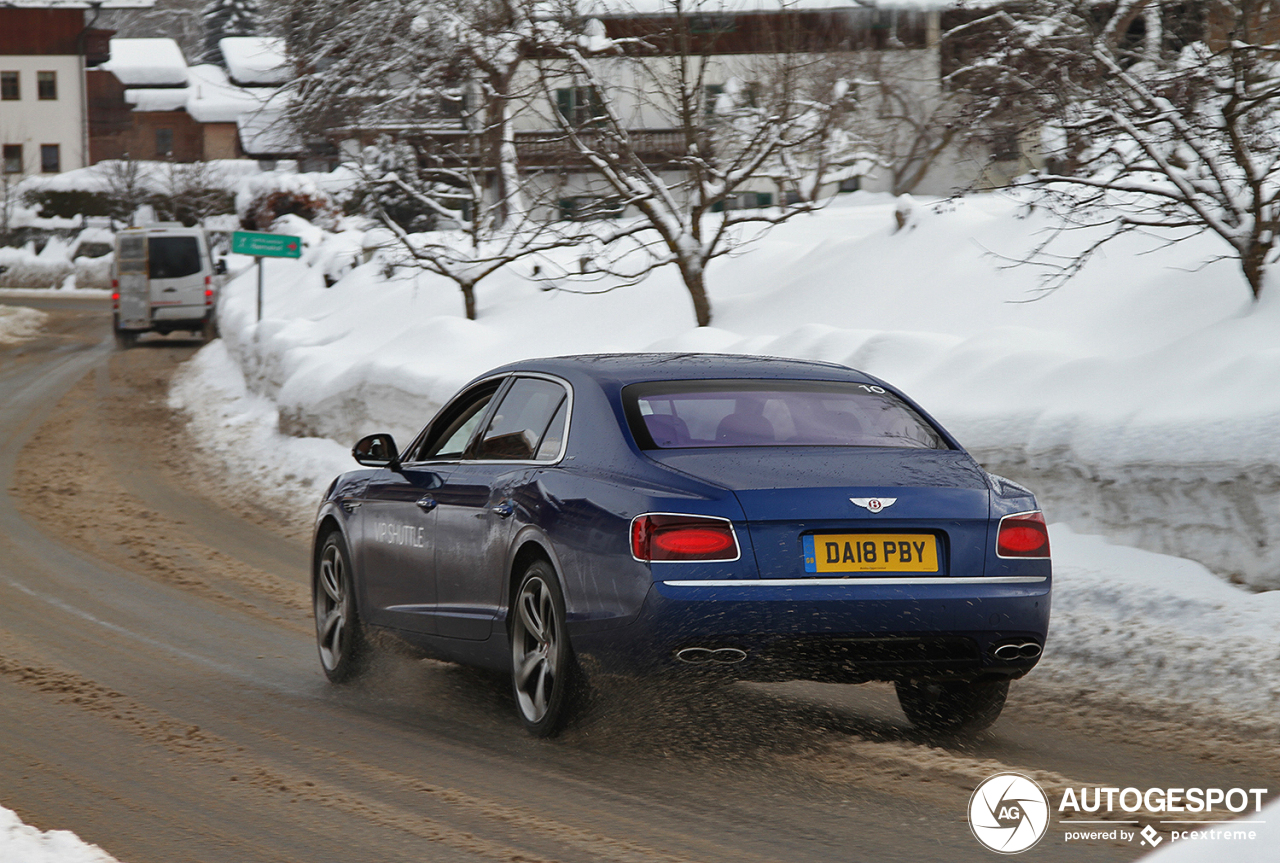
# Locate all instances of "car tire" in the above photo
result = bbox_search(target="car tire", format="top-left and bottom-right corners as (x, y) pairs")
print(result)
(314, 531), (370, 683)
(895, 678), (1008, 734)
(510, 561), (582, 737)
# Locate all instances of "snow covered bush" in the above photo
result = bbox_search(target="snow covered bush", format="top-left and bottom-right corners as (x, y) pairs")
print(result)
(237, 173), (338, 231)
(0, 240), (74, 288)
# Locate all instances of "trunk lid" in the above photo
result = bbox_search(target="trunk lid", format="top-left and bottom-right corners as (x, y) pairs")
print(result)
(646, 448), (991, 579)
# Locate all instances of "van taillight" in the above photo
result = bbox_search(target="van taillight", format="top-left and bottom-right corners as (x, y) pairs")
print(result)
(997, 511), (1050, 558)
(631, 514), (739, 561)
(111, 291), (119, 309)
(204, 288), (213, 305)
(204, 275), (211, 286)
(111, 278), (118, 289)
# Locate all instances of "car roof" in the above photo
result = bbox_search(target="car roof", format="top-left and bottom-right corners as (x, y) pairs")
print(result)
(486, 353), (877, 386)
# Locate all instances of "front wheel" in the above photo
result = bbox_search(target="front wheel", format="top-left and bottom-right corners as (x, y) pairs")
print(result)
(895, 678), (1008, 735)
(314, 532), (370, 682)
(510, 561), (582, 737)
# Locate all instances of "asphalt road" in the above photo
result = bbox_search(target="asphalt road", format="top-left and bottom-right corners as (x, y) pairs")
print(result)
(0, 296), (1274, 863)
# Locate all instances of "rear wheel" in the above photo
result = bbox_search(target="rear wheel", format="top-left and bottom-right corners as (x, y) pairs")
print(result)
(510, 561), (581, 737)
(895, 678), (1008, 734)
(112, 316), (137, 349)
(314, 532), (369, 682)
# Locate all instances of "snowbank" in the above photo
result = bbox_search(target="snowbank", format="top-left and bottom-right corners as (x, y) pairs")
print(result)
(0, 806), (120, 863)
(199, 191), (1280, 588)
(1038, 525), (1280, 721)
(0, 305), (46, 344)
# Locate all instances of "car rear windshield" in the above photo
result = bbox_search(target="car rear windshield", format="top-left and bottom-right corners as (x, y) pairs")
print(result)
(625, 380), (949, 450)
(148, 236), (202, 280)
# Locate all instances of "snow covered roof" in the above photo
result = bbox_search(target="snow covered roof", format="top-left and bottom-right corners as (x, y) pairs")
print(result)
(102, 38), (188, 87)
(187, 63), (274, 123)
(124, 87), (187, 112)
(219, 36), (289, 86)
(237, 96), (300, 156)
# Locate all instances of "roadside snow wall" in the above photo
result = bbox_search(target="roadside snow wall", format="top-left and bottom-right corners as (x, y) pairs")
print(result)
(206, 192), (1280, 590)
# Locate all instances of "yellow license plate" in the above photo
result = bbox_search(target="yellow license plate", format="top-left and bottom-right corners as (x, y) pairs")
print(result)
(803, 533), (939, 574)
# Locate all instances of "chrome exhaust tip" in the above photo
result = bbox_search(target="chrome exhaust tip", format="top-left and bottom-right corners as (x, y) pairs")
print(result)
(675, 647), (748, 665)
(992, 641), (1042, 661)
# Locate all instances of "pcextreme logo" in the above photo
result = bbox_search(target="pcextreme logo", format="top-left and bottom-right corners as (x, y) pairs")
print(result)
(969, 773), (1051, 854)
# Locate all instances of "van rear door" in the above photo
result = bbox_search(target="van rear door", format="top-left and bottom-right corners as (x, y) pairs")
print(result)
(116, 232), (149, 329)
(147, 234), (206, 321)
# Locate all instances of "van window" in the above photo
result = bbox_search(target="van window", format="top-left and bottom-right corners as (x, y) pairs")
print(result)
(148, 236), (201, 279)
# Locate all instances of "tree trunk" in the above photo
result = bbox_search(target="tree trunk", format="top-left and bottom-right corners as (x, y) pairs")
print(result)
(1241, 241), (1266, 300)
(679, 261), (713, 327)
(461, 282), (477, 320)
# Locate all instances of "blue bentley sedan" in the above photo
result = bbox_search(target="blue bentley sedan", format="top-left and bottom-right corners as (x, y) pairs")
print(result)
(312, 354), (1051, 736)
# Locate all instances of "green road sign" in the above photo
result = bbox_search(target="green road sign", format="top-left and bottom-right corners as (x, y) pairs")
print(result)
(232, 231), (302, 258)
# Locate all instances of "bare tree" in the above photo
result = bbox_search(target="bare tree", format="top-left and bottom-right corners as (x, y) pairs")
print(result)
(947, 0), (1280, 300)
(272, 0), (455, 148)
(356, 137), (582, 320)
(530, 0), (869, 327)
(850, 50), (964, 196)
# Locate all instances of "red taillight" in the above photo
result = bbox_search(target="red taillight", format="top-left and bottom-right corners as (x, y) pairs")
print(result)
(631, 514), (738, 561)
(111, 278), (118, 288)
(997, 511), (1050, 558)
(111, 291), (119, 310)
(204, 275), (211, 286)
(205, 288), (214, 305)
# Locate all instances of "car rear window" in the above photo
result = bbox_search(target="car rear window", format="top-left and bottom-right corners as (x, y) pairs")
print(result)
(625, 380), (949, 450)
(148, 236), (202, 280)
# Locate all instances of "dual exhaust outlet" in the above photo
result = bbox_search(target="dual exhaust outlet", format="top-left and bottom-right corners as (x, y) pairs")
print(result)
(675, 646), (748, 665)
(991, 641), (1042, 661)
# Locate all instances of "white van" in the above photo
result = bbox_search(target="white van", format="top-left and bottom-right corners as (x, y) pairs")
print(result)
(112, 225), (224, 348)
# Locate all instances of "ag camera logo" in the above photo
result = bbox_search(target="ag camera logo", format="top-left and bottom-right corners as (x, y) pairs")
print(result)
(969, 773), (1050, 854)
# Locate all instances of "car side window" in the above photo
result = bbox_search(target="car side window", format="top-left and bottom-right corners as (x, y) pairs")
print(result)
(534, 399), (568, 461)
(473, 378), (568, 461)
(415, 381), (502, 460)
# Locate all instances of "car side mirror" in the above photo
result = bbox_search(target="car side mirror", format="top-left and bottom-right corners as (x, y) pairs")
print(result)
(214, 259), (227, 275)
(352, 433), (400, 469)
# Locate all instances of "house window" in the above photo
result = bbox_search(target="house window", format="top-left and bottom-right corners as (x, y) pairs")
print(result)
(555, 87), (601, 127)
(704, 84), (725, 116)
(37, 71), (56, 100)
(40, 144), (60, 173)
(1, 72), (18, 101)
(557, 196), (623, 221)
(2, 144), (21, 174)
(156, 128), (174, 157)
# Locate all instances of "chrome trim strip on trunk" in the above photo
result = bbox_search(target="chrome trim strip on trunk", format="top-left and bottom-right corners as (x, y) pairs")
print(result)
(659, 576), (1048, 587)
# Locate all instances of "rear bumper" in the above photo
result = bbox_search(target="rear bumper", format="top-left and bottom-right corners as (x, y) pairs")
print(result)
(571, 576), (1051, 683)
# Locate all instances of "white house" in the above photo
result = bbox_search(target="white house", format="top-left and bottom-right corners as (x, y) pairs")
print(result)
(0, 0), (152, 178)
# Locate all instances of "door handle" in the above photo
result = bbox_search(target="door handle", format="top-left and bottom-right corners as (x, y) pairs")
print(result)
(416, 495), (437, 511)
(491, 501), (515, 518)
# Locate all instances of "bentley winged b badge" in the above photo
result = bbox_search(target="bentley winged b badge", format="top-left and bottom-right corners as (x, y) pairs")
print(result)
(850, 497), (897, 513)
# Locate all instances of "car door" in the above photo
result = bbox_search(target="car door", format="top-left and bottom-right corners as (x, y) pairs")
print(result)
(357, 380), (503, 634)
(115, 232), (149, 329)
(432, 376), (570, 640)
(146, 234), (206, 320)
